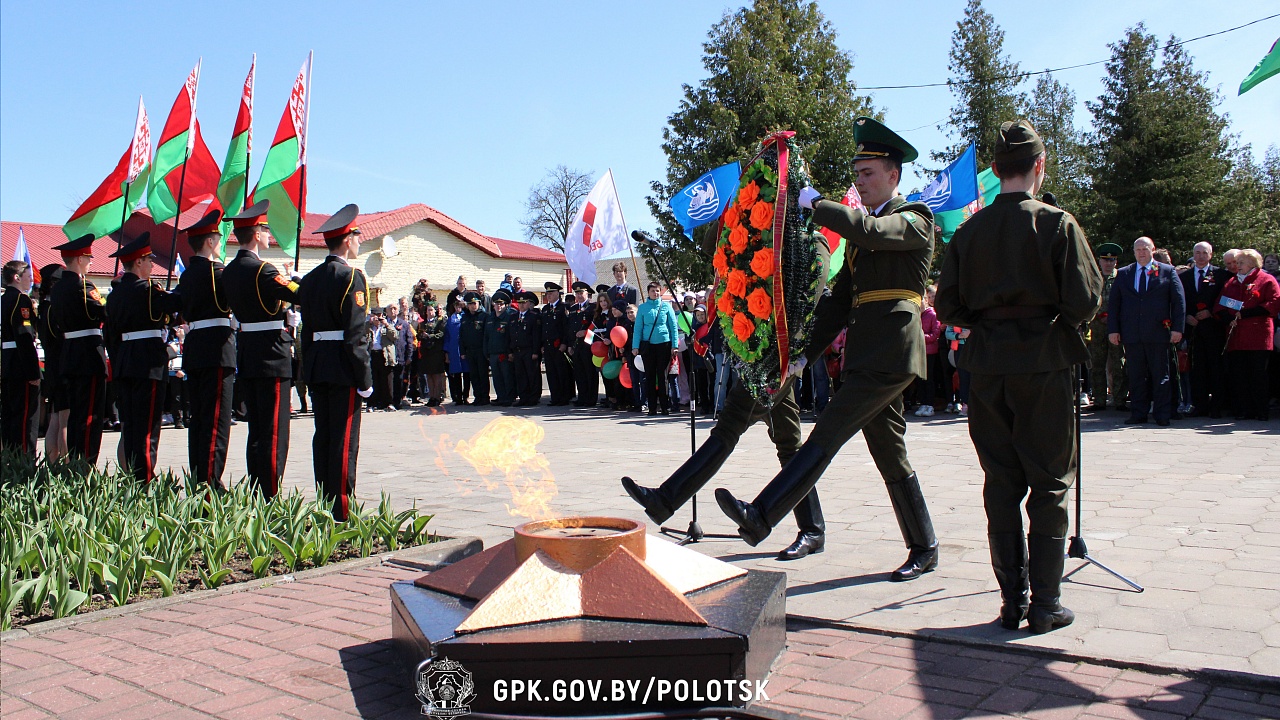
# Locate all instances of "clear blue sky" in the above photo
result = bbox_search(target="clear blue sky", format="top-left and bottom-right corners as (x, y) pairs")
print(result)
(2, 1), (1276, 245)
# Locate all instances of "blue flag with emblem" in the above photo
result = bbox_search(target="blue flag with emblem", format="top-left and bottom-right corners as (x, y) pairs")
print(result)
(908, 143), (979, 214)
(669, 161), (741, 235)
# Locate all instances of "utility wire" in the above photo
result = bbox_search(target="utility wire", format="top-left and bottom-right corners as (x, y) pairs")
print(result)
(859, 13), (1279, 90)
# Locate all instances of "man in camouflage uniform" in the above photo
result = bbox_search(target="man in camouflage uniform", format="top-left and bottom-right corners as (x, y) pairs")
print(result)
(1087, 243), (1127, 412)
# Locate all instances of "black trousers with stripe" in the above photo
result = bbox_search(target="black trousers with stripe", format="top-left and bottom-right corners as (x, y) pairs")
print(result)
(187, 367), (234, 489)
(115, 377), (166, 480)
(240, 376), (291, 499)
(1, 378), (39, 454)
(310, 383), (362, 521)
(66, 374), (106, 463)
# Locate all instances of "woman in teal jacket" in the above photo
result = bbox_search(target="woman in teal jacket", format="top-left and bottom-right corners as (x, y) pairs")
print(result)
(632, 282), (679, 415)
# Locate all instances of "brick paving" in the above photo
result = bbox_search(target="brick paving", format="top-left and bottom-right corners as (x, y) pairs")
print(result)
(5, 562), (1277, 720)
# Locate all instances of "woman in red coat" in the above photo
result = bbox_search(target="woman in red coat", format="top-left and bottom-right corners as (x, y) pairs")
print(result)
(1216, 249), (1280, 420)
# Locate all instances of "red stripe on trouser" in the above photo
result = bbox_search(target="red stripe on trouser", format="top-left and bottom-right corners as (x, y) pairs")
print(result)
(84, 377), (97, 454)
(143, 380), (158, 480)
(269, 380), (280, 495)
(208, 369), (223, 483)
(21, 384), (30, 452)
(339, 388), (355, 518)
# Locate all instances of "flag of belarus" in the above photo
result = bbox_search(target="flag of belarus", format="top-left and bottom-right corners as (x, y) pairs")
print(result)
(147, 61), (221, 225)
(564, 170), (630, 286)
(63, 97), (152, 241)
(253, 54), (311, 256)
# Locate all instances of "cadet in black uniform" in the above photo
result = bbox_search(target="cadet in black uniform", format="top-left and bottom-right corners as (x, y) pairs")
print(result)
(298, 204), (372, 522)
(221, 200), (299, 498)
(50, 234), (109, 463)
(568, 281), (600, 407)
(2, 260), (41, 454)
(37, 265), (69, 459)
(177, 210), (237, 490)
(511, 291), (543, 406)
(105, 233), (180, 480)
(483, 290), (518, 406)
(459, 292), (491, 405)
(541, 282), (573, 405)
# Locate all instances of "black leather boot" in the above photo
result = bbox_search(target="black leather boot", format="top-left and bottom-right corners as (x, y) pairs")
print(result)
(886, 473), (939, 581)
(1027, 534), (1074, 634)
(778, 490), (826, 560)
(989, 532), (1028, 630)
(716, 443), (831, 547)
(621, 436), (733, 525)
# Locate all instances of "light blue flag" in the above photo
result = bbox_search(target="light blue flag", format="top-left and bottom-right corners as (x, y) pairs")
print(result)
(669, 161), (741, 235)
(908, 143), (979, 214)
(173, 253), (185, 277)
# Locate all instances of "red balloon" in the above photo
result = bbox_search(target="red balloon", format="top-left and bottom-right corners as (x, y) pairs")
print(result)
(591, 341), (608, 358)
(610, 325), (629, 349)
(619, 362), (633, 388)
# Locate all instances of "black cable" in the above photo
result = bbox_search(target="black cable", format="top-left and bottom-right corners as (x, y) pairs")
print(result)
(859, 13), (1279, 90)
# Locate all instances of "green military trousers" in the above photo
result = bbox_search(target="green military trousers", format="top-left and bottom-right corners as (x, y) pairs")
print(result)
(803, 369), (917, 484)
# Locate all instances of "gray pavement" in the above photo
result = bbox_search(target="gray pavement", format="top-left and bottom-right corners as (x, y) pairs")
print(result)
(133, 398), (1280, 680)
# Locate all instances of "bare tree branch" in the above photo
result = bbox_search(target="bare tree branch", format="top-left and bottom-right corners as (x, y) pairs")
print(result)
(520, 165), (594, 252)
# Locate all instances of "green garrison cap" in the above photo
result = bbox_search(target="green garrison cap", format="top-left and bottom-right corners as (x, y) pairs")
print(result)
(853, 116), (919, 164)
(1095, 243), (1123, 259)
(994, 120), (1045, 164)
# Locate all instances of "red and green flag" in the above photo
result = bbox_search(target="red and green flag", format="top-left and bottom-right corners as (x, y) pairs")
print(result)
(63, 97), (152, 241)
(146, 61), (222, 225)
(1239, 38), (1280, 95)
(253, 52), (311, 257)
(216, 55), (255, 259)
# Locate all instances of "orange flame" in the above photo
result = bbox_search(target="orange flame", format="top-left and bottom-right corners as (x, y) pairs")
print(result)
(426, 417), (562, 524)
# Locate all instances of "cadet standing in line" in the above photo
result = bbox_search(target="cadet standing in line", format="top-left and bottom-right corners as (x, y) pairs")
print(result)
(715, 117), (941, 582)
(1, 260), (41, 454)
(459, 292), (491, 405)
(50, 234), (109, 463)
(37, 265), (69, 460)
(511, 290), (543, 406)
(936, 120), (1103, 633)
(569, 281), (600, 407)
(221, 200), (299, 499)
(297, 205), (372, 522)
(105, 233), (180, 480)
(541, 281), (573, 406)
(176, 210), (237, 491)
(1085, 243), (1127, 412)
(483, 290), (518, 406)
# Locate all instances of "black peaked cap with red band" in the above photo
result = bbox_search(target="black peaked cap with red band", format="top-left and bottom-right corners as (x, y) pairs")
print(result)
(314, 204), (360, 240)
(183, 208), (224, 236)
(109, 232), (154, 262)
(52, 233), (98, 258)
(227, 199), (270, 228)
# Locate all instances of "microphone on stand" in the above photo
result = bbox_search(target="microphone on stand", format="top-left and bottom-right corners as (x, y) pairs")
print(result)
(631, 230), (656, 247)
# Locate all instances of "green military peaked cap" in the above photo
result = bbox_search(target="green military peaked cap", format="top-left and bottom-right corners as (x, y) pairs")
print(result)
(1094, 243), (1123, 259)
(853, 116), (919, 164)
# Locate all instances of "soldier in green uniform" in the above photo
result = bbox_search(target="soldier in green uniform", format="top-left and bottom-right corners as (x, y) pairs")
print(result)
(935, 120), (1103, 634)
(1086, 243), (1127, 412)
(715, 117), (941, 581)
(484, 290), (518, 406)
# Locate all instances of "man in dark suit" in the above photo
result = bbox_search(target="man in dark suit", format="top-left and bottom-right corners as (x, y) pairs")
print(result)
(606, 262), (639, 308)
(1178, 242), (1229, 417)
(1107, 236), (1186, 426)
(297, 204), (373, 522)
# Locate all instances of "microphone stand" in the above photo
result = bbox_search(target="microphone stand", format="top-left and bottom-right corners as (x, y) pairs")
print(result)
(1067, 361), (1144, 592)
(638, 238), (737, 546)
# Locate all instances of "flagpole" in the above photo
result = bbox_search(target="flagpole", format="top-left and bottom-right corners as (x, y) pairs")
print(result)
(606, 169), (642, 282)
(112, 181), (131, 277)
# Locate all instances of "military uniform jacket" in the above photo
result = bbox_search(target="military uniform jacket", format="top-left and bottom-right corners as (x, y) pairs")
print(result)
(512, 309), (542, 352)
(565, 301), (594, 348)
(459, 308), (489, 355)
(221, 249), (298, 378)
(540, 301), (569, 351)
(176, 256), (236, 370)
(37, 294), (60, 381)
(936, 192), (1103, 374)
(50, 272), (108, 377)
(1, 287), (40, 381)
(483, 307), (518, 356)
(106, 273), (181, 381)
(811, 194), (934, 379)
(297, 256), (372, 389)
(1090, 270), (1119, 334)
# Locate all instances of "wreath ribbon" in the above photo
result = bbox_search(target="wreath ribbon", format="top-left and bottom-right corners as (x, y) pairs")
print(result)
(763, 130), (795, 373)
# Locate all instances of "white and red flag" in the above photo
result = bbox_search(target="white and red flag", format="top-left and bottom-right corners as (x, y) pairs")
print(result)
(563, 169), (629, 286)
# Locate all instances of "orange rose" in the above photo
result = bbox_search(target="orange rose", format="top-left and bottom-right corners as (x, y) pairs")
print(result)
(738, 181), (759, 210)
(722, 204), (741, 228)
(749, 201), (774, 231)
(750, 248), (774, 279)
(726, 269), (748, 298)
(712, 246), (729, 277)
(747, 288), (773, 320)
(732, 313), (756, 342)
(717, 290), (736, 316)
(728, 224), (749, 254)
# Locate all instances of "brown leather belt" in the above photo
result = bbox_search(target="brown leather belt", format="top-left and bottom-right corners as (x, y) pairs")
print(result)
(982, 305), (1056, 320)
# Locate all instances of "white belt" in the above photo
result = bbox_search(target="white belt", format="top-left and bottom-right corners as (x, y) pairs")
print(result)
(187, 318), (231, 331)
(63, 329), (103, 339)
(312, 330), (344, 341)
(122, 330), (165, 342)
(1, 341), (15, 349)
(239, 320), (284, 332)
